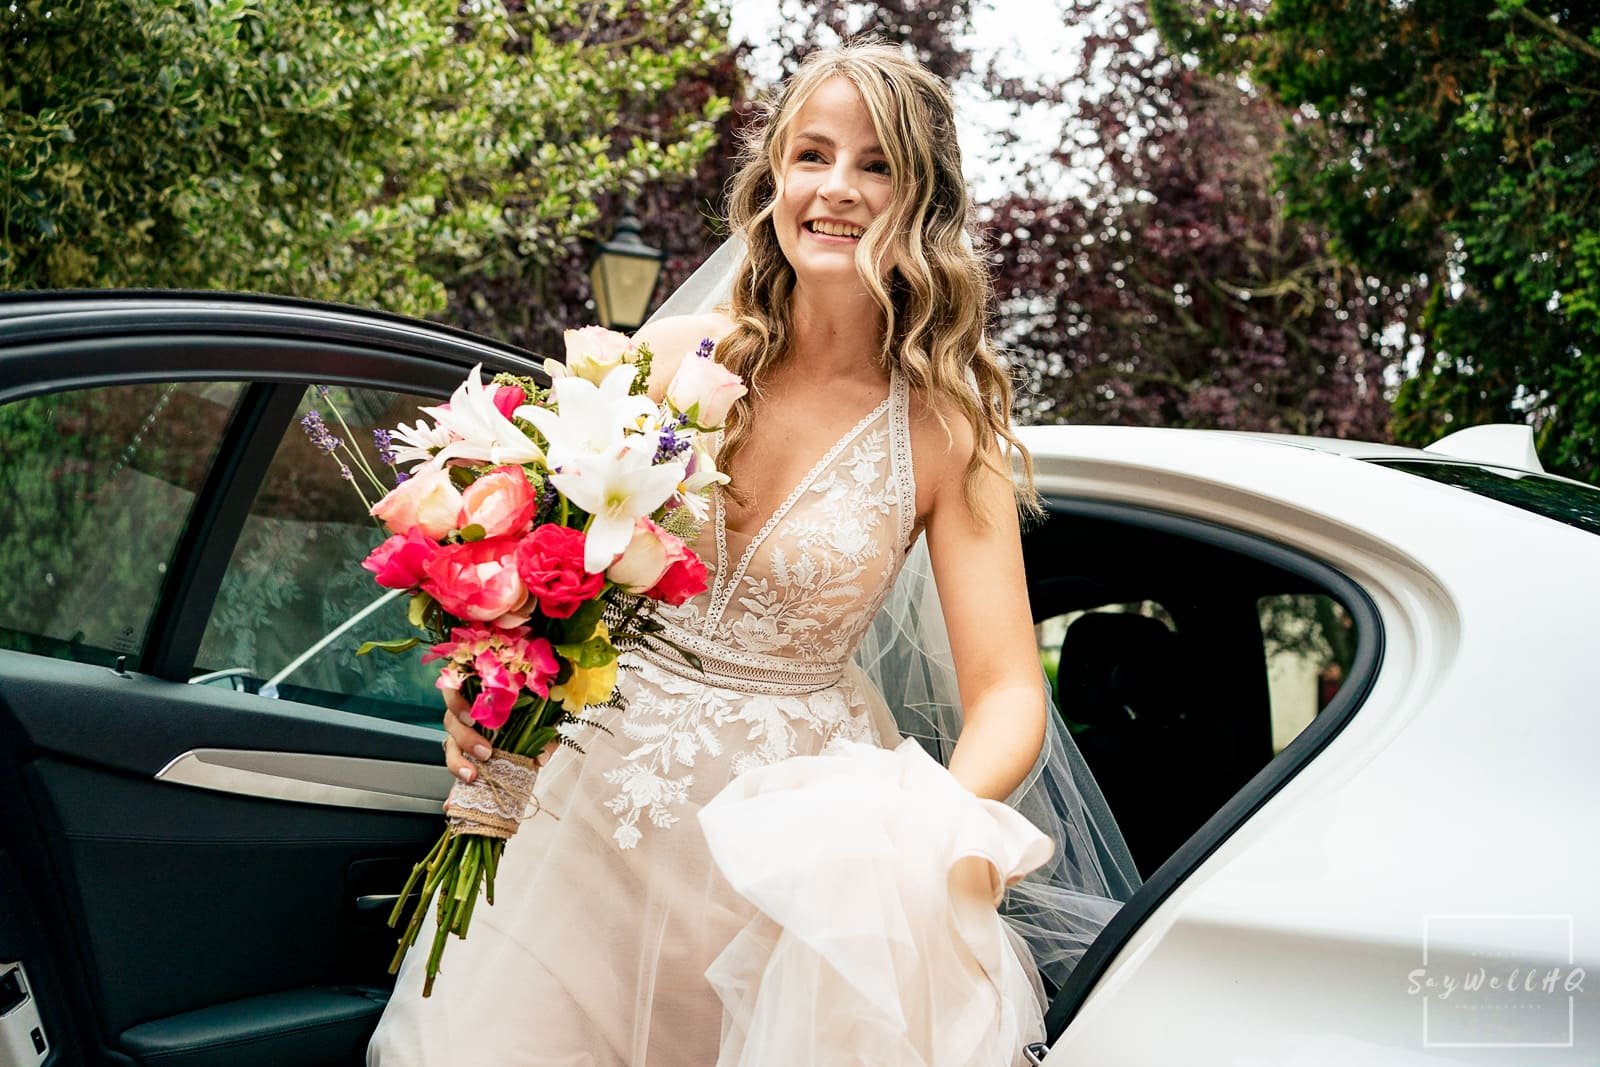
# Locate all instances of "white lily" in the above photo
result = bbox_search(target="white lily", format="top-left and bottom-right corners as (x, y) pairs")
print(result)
(674, 439), (730, 522)
(518, 364), (656, 472)
(423, 365), (545, 467)
(551, 437), (689, 573)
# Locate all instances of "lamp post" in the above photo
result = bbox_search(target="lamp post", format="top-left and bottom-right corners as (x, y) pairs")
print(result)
(589, 203), (665, 332)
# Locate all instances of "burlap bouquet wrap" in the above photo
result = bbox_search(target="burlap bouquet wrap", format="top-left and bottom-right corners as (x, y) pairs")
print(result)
(443, 749), (544, 839)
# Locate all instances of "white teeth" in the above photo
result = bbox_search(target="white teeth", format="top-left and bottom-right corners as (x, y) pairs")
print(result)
(809, 220), (864, 238)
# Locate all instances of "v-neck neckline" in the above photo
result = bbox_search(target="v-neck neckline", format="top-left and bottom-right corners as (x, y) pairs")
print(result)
(705, 371), (897, 627)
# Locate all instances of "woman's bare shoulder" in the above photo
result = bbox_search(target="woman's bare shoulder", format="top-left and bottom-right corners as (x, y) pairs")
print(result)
(633, 311), (737, 361)
(905, 385), (979, 471)
(634, 312), (738, 399)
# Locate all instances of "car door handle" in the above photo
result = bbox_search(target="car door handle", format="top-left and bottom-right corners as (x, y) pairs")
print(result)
(156, 748), (453, 814)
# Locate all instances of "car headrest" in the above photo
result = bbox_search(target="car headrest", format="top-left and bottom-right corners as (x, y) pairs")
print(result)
(1056, 612), (1184, 729)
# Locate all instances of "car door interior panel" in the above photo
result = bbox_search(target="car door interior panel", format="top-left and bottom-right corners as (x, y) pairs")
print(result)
(0, 296), (545, 1064)
(1, 654), (440, 1064)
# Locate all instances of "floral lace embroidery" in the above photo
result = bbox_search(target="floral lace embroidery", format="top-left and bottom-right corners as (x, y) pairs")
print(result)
(602, 658), (876, 849)
(604, 372), (915, 849)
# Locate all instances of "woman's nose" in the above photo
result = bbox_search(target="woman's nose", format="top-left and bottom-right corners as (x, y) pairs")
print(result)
(819, 164), (859, 203)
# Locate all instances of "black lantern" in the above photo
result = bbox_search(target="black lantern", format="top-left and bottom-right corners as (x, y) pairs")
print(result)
(589, 203), (665, 332)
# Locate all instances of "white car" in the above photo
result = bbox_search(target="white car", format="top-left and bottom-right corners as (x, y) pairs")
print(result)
(1022, 422), (1600, 1065)
(2, 292), (1595, 1065)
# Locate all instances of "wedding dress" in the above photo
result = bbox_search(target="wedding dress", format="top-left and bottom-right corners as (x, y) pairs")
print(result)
(367, 365), (1100, 1065)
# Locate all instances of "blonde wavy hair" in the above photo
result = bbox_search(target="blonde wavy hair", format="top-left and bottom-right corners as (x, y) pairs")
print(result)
(716, 39), (1037, 520)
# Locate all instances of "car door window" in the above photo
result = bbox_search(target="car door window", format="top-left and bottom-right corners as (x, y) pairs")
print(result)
(1258, 593), (1356, 753)
(0, 382), (245, 667)
(192, 385), (443, 725)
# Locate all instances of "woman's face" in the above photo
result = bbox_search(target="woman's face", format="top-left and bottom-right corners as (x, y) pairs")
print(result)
(772, 76), (895, 290)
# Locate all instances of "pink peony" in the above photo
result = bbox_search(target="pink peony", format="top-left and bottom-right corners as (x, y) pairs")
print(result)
(371, 463), (463, 539)
(361, 527), (438, 590)
(644, 541), (709, 606)
(491, 384), (526, 421)
(426, 626), (559, 730)
(422, 536), (528, 622)
(515, 524), (606, 619)
(458, 464), (538, 539)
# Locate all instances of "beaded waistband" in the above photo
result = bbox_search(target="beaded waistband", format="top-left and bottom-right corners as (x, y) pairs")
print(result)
(627, 638), (847, 696)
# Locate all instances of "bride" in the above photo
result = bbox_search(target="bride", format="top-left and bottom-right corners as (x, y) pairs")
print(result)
(370, 38), (1136, 1067)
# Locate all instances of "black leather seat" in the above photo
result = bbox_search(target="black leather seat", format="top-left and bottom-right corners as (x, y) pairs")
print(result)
(1056, 612), (1243, 878)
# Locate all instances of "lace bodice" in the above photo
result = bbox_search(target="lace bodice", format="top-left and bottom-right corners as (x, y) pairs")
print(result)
(635, 368), (916, 694)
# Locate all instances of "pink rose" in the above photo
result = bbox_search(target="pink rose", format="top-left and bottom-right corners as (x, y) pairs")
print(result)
(606, 518), (677, 594)
(515, 524), (605, 619)
(644, 542), (709, 606)
(422, 536), (528, 622)
(361, 527), (438, 590)
(458, 464), (538, 538)
(491, 384), (526, 421)
(564, 325), (635, 384)
(666, 348), (747, 429)
(371, 463), (463, 539)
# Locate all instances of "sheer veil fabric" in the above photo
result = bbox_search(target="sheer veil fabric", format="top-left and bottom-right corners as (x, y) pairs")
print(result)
(647, 236), (1142, 1021)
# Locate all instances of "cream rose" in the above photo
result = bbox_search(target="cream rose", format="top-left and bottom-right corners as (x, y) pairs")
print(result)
(564, 326), (635, 385)
(370, 463), (464, 539)
(606, 518), (675, 594)
(666, 349), (748, 430)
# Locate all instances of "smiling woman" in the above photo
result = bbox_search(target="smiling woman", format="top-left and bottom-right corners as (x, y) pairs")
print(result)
(369, 40), (1133, 1067)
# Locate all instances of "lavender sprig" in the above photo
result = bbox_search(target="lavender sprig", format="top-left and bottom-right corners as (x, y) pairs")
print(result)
(373, 428), (405, 486)
(301, 411), (341, 456)
(654, 414), (693, 465)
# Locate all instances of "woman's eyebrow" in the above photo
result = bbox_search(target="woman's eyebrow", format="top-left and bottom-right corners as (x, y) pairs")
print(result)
(793, 130), (885, 155)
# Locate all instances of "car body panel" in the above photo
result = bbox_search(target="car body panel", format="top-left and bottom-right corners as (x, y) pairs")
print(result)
(1020, 426), (1600, 1063)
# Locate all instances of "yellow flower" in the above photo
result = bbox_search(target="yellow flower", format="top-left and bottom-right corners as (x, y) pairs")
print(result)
(551, 623), (619, 713)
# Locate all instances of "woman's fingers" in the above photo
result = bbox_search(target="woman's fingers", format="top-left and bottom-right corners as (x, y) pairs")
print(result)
(441, 693), (491, 783)
(440, 693), (563, 783)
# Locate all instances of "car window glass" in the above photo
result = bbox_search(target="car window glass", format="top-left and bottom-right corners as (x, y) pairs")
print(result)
(1258, 593), (1356, 753)
(0, 382), (245, 667)
(192, 385), (442, 726)
(1368, 459), (1600, 536)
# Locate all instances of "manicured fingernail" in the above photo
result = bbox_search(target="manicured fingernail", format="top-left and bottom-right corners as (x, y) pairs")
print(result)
(472, 744), (492, 760)
(457, 712), (474, 727)
(457, 766), (474, 782)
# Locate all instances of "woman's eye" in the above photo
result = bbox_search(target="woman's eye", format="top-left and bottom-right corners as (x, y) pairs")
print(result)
(867, 161), (892, 176)
(797, 149), (825, 163)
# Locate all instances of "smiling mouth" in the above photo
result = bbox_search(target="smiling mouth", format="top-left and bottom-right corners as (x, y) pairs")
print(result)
(805, 220), (865, 239)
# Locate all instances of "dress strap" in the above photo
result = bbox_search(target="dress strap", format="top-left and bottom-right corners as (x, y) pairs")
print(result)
(889, 368), (917, 549)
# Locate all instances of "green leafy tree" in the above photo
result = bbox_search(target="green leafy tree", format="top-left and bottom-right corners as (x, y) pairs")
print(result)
(1, 0), (730, 318)
(1151, 0), (1600, 481)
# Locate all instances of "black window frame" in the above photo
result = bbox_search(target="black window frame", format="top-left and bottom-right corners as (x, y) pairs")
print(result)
(1037, 495), (1384, 1041)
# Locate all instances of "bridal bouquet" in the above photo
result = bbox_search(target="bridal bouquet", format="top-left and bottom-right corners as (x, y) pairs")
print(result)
(333, 328), (743, 995)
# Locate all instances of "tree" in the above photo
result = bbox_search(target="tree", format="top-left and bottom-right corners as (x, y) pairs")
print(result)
(1152, 0), (1600, 480)
(1, 0), (729, 319)
(991, 0), (1403, 438)
(446, 24), (753, 358)
(709, 0), (1403, 437)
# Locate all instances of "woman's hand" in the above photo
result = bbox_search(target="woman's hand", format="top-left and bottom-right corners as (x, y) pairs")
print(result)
(441, 688), (557, 786)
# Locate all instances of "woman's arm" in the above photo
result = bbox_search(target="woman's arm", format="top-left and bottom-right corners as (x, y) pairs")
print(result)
(921, 431), (1046, 801)
(631, 312), (736, 403)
